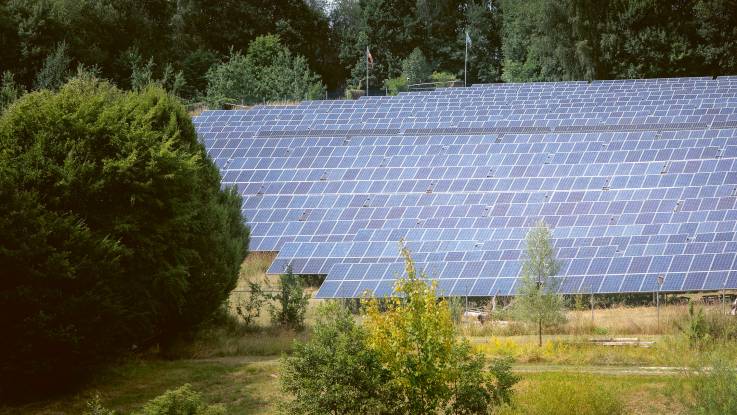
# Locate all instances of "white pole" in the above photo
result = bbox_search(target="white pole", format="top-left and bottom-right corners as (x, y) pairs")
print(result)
(366, 46), (369, 97)
(464, 36), (468, 87)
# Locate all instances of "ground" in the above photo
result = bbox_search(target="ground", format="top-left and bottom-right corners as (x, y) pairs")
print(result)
(1, 253), (732, 414)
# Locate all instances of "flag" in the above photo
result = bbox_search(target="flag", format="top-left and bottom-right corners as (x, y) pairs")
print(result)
(366, 47), (374, 65)
(465, 31), (472, 47)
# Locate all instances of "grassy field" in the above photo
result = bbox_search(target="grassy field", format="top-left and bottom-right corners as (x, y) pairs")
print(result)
(2, 253), (735, 414)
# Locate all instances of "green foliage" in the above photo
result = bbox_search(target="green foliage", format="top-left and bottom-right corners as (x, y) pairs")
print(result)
(447, 296), (465, 325)
(0, 71), (23, 113)
(401, 47), (432, 85)
(34, 41), (72, 91)
(85, 385), (225, 415)
(683, 302), (709, 346)
(2, 0), (737, 94)
(363, 243), (515, 414)
(488, 356), (519, 406)
(496, 374), (623, 415)
(383, 76), (407, 96)
(679, 304), (737, 346)
(691, 357), (737, 415)
(430, 71), (457, 86)
(205, 35), (325, 107)
(269, 266), (309, 329)
(0, 77), (249, 398)
(235, 281), (267, 328)
(501, 0), (737, 82)
(136, 384), (225, 415)
(280, 302), (388, 414)
(513, 220), (566, 346)
(463, 1), (503, 83)
(128, 52), (186, 97)
(85, 394), (116, 415)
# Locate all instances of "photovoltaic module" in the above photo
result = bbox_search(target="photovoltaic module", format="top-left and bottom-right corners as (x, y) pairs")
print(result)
(194, 77), (737, 298)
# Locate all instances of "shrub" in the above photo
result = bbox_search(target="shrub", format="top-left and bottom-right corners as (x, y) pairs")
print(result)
(85, 394), (115, 415)
(430, 71), (456, 86)
(84, 385), (224, 415)
(363, 243), (515, 414)
(489, 356), (518, 406)
(269, 266), (309, 329)
(683, 302), (709, 346)
(136, 384), (225, 415)
(384, 76), (408, 95)
(0, 77), (249, 398)
(280, 302), (388, 414)
(235, 281), (267, 328)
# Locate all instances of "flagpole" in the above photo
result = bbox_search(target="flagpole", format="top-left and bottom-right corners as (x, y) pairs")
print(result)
(464, 32), (468, 87)
(366, 46), (369, 96)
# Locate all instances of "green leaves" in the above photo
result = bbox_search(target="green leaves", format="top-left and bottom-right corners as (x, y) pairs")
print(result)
(280, 302), (388, 415)
(513, 220), (567, 346)
(0, 77), (248, 398)
(205, 35), (325, 108)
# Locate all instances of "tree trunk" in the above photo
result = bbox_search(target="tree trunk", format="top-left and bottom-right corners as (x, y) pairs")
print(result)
(538, 318), (542, 347)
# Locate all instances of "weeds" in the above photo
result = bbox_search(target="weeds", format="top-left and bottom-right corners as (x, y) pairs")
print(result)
(689, 357), (737, 414)
(496, 373), (623, 415)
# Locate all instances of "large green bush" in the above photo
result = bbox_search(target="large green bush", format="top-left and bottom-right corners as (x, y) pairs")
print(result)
(0, 77), (249, 398)
(363, 244), (516, 414)
(280, 302), (388, 414)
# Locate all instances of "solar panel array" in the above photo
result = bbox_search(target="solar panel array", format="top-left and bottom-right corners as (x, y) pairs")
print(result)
(194, 76), (737, 298)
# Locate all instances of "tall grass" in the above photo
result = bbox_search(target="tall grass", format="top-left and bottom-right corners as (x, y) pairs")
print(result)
(689, 357), (737, 414)
(461, 304), (710, 337)
(495, 373), (623, 415)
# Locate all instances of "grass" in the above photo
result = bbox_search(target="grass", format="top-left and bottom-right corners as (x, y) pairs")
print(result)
(6, 252), (736, 414)
(461, 303), (701, 337)
(496, 371), (689, 415)
(0, 358), (282, 415)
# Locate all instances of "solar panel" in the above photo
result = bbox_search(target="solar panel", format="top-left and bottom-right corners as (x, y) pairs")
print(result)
(194, 77), (737, 298)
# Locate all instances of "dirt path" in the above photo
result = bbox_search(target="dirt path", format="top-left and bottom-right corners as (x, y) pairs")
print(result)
(512, 364), (690, 376)
(191, 355), (691, 377)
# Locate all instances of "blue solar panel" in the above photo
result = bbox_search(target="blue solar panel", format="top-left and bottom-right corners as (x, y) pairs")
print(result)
(194, 76), (737, 298)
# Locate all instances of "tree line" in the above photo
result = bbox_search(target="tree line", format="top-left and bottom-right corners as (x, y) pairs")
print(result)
(1, 0), (735, 107)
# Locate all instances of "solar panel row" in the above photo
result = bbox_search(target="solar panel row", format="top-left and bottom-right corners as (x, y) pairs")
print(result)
(194, 76), (737, 298)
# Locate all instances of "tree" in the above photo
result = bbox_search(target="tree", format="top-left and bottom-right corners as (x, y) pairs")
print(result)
(0, 71), (23, 113)
(460, 0), (503, 83)
(269, 266), (309, 329)
(401, 47), (432, 85)
(363, 243), (514, 414)
(513, 220), (566, 347)
(280, 302), (388, 414)
(205, 35), (325, 107)
(0, 76), (249, 399)
(34, 41), (72, 91)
